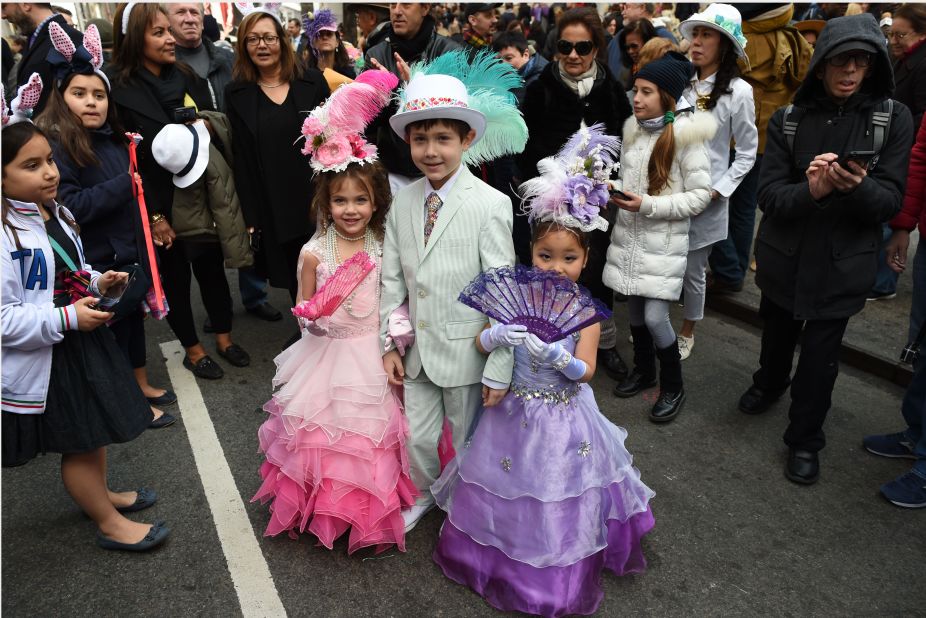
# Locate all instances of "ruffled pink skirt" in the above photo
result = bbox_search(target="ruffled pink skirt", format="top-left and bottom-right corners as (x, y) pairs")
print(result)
(252, 330), (418, 553)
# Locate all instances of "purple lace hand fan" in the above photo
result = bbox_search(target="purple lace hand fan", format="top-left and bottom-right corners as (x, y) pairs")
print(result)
(458, 265), (612, 343)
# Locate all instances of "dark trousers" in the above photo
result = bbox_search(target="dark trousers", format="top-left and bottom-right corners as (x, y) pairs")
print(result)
(108, 311), (147, 369)
(710, 153), (762, 284)
(753, 295), (849, 452)
(159, 240), (233, 348)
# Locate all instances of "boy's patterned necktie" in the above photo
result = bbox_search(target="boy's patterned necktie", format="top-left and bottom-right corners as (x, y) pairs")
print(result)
(424, 192), (443, 245)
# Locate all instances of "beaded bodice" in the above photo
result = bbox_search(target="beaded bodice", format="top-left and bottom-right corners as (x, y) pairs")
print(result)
(510, 334), (580, 404)
(298, 233), (382, 339)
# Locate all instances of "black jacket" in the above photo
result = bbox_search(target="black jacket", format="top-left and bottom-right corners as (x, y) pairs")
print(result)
(755, 13), (914, 320)
(52, 128), (140, 272)
(365, 20), (461, 177)
(224, 71), (329, 238)
(893, 40), (926, 131)
(14, 15), (82, 115)
(518, 60), (632, 179)
(108, 68), (215, 221)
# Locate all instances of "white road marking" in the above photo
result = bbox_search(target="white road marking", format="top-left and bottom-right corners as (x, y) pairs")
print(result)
(161, 340), (286, 618)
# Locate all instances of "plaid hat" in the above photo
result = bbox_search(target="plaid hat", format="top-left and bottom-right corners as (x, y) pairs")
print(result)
(634, 51), (695, 101)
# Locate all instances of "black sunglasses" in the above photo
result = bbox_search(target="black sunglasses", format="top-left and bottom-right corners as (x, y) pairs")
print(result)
(557, 39), (595, 56)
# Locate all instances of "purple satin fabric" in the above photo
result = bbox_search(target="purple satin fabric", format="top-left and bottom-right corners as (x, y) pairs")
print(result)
(434, 509), (655, 617)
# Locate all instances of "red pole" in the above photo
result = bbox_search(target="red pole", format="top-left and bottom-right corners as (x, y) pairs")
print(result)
(126, 133), (166, 313)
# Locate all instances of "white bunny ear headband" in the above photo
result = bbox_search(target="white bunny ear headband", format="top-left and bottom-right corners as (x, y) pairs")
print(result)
(235, 2), (283, 23)
(2, 73), (44, 128)
(47, 21), (110, 90)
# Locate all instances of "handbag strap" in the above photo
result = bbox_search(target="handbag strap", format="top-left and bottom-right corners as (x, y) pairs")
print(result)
(47, 235), (79, 272)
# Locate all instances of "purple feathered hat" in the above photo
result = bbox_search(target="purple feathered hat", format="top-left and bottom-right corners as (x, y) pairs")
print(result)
(304, 8), (338, 42)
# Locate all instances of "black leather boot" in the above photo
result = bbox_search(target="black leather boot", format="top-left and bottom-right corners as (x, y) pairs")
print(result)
(613, 326), (657, 398)
(651, 343), (684, 423)
(598, 347), (629, 381)
(785, 448), (820, 484)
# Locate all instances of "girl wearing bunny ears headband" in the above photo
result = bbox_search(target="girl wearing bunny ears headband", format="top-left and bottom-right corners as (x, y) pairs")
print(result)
(45, 22), (110, 90)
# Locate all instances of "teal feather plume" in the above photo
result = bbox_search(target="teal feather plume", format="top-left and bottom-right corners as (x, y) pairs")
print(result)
(401, 49), (527, 165)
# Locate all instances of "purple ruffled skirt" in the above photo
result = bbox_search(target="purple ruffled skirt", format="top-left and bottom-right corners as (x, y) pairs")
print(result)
(431, 385), (655, 617)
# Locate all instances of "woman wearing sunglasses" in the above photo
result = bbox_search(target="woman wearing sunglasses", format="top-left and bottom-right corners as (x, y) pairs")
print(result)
(520, 6), (633, 385)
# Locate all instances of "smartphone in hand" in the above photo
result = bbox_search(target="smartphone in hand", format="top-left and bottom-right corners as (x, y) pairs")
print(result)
(835, 150), (876, 171)
(610, 189), (632, 201)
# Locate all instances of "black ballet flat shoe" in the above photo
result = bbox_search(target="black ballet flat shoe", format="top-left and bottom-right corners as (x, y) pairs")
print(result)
(650, 389), (685, 423)
(149, 412), (176, 429)
(785, 448), (820, 485)
(183, 355), (224, 379)
(116, 488), (158, 513)
(97, 520), (170, 552)
(146, 390), (177, 407)
(598, 347), (629, 381)
(217, 344), (250, 367)
(613, 371), (657, 398)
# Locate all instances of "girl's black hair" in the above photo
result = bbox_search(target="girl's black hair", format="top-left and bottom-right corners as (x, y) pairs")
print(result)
(530, 220), (591, 253)
(703, 36), (739, 111)
(2, 123), (79, 249)
(2, 123), (48, 249)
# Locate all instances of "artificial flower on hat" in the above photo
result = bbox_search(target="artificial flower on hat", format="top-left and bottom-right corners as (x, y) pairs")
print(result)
(519, 123), (620, 233)
(679, 3), (749, 59)
(299, 69), (399, 173)
(234, 2), (283, 23)
(389, 49), (528, 165)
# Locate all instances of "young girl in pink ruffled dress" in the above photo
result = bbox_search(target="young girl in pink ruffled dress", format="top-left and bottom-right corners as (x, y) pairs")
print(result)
(252, 71), (418, 553)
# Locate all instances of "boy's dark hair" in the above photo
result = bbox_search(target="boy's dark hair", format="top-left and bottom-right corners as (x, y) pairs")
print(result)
(405, 118), (472, 141)
(311, 161), (391, 239)
(492, 31), (529, 54)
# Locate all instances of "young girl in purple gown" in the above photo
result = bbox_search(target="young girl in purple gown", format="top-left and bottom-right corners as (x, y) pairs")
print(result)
(431, 126), (655, 617)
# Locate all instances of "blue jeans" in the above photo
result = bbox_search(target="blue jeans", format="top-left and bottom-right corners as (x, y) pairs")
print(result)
(903, 242), (926, 474)
(871, 223), (900, 295)
(238, 267), (268, 310)
(709, 153), (762, 284)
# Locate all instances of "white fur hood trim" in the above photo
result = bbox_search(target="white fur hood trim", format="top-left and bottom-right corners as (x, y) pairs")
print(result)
(622, 110), (718, 147)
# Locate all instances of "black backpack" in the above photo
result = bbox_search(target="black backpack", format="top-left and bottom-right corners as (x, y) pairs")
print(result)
(782, 99), (894, 171)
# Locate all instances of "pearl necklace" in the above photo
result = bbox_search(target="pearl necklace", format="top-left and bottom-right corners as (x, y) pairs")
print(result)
(325, 224), (379, 319)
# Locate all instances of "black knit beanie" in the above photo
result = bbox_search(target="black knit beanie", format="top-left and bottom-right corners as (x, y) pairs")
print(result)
(634, 51), (695, 101)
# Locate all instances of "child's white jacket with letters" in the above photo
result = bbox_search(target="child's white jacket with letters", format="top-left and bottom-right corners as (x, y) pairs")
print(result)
(2, 199), (101, 414)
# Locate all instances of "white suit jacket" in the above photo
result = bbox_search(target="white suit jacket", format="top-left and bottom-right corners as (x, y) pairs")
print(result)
(380, 166), (516, 388)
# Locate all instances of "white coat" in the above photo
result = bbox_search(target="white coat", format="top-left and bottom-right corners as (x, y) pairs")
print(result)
(603, 110), (717, 301)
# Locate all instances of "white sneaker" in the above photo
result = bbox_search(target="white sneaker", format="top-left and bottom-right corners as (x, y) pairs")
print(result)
(402, 500), (435, 533)
(677, 335), (694, 360)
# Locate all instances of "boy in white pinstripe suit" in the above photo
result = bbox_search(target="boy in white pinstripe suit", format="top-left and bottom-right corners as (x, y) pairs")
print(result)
(380, 62), (528, 532)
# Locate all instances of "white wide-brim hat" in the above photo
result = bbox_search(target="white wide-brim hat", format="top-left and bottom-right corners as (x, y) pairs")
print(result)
(680, 3), (748, 59)
(389, 74), (486, 145)
(152, 120), (211, 189)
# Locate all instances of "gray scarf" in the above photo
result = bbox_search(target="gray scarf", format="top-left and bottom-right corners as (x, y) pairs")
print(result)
(557, 61), (598, 98)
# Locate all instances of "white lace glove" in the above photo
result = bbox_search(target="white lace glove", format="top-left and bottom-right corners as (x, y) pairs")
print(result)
(480, 324), (529, 352)
(524, 334), (587, 380)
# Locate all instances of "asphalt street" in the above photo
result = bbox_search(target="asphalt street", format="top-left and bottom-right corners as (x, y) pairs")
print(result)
(2, 276), (923, 617)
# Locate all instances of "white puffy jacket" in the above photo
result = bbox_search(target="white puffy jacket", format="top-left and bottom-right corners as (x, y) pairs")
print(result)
(603, 110), (716, 301)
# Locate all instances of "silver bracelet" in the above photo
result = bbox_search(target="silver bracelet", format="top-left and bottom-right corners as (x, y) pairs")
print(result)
(552, 350), (572, 371)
